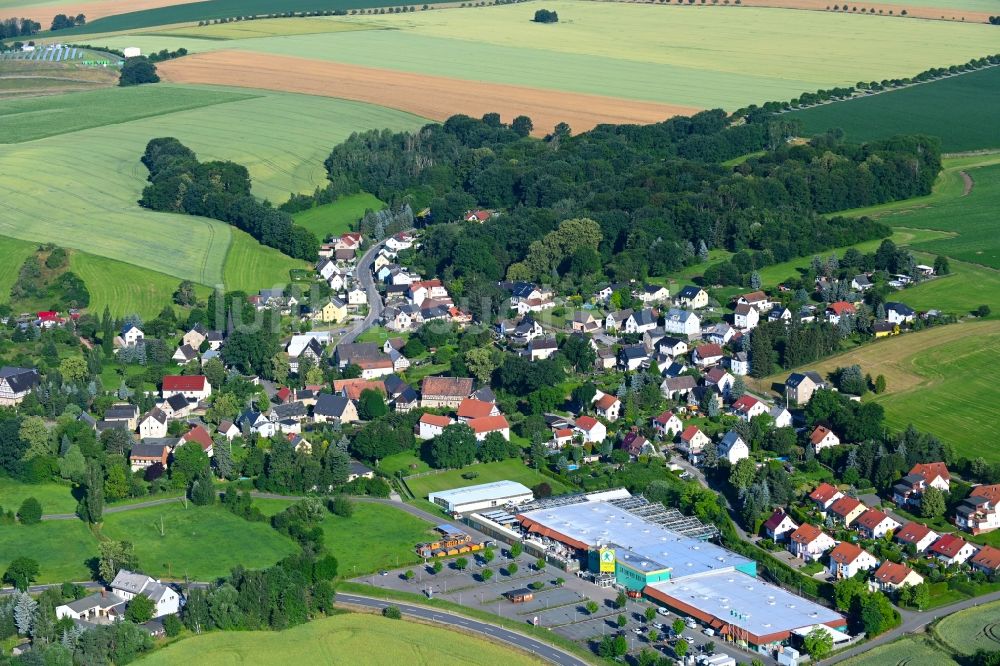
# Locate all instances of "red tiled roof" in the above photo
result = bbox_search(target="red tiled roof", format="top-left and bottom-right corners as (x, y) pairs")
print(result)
(554, 428), (574, 438)
(856, 509), (892, 531)
(356, 358), (393, 370)
(575, 415), (599, 431)
(810, 425), (836, 445)
(181, 425), (213, 452)
(419, 413), (453, 428)
(930, 533), (970, 557)
(874, 561), (916, 585)
(827, 301), (856, 316)
(680, 425), (702, 442)
(895, 522), (933, 544)
(457, 399), (496, 420)
(421, 376), (473, 398)
(971, 545), (1000, 571)
(468, 415), (510, 434)
(332, 379), (385, 400)
(595, 394), (619, 411)
(829, 496), (863, 517)
(162, 375), (207, 391)
(910, 462), (950, 483)
(790, 523), (824, 544)
(810, 482), (841, 503)
(969, 484), (1000, 503)
(732, 395), (760, 412)
(740, 291), (767, 303)
(276, 387), (292, 402)
(829, 542), (866, 565)
(694, 344), (723, 359)
(653, 411), (676, 425)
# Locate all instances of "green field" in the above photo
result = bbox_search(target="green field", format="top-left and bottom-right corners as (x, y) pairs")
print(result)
(936, 599), (1000, 655)
(0, 85), (424, 288)
(90, 2), (1000, 110)
(0, 477), (80, 515)
(153, 17), (378, 40)
(841, 635), (959, 666)
(100, 503), (299, 581)
(0, 521), (97, 583)
(405, 459), (569, 499)
(323, 502), (437, 577)
(792, 66), (1000, 153)
(292, 193), (384, 240)
(136, 612), (542, 665)
(0, 235), (37, 303)
(223, 229), (310, 294)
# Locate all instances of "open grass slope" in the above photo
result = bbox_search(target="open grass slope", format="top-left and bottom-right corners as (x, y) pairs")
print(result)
(0, 84), (424, 288)
(0, 477), (80, 515)
(100, 502), (299, 581)
(0, 235), (37, 303)
(0, 520), (98, 583)
(322, 502), (438, 576)
(791, 66), (1000, 152)
(92, 2), (1000, 111)
(405, 459), (570, 499)
(135, 612), (544, 665)
(292, 192), (383, 240)
(223, 228), (309, 294)
(755, 320), (1000, 462)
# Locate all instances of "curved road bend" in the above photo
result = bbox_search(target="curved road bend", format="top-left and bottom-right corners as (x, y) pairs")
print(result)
(338, 593), (590, 666)
(336, 236), (390, 348)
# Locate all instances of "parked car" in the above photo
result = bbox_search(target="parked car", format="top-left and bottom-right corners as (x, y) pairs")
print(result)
(632, 627), (645, 635)
(657, 607), (670, 616)
(703, 628), (715, 637)
(684, 635), (696, 644)
(686, 618), (697, 629)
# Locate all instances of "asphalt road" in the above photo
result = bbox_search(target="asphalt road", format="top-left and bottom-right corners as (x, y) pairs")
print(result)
(335, 237), (389, 348)
(337, 593), (591, 666)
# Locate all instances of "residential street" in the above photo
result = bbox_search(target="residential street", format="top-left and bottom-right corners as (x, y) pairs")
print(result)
(335, 236), (389, 348)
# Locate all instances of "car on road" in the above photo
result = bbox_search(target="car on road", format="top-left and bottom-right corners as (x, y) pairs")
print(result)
(378, 569), (389, 576)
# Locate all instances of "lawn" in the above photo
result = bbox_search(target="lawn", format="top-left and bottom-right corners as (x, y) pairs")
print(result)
(136, 612), (543, 665)
(935, 599), (1000, 655)
(70, 249), (212, 318)
(379, 451), (431, 477)
(100, 503), (299, 581)
(0, 85), (424, 287)
(753, 320), (1000, 461)
(0, 477), (80, 515)
(292, 192), (384, 240)
(223, 228), (310, 294)
(0, 521), (98, 583)
(841, 635), (958, 666)
(405, 459), (570, 500)
(321, 502), (438, 577)
(790, 66), (1000, 152)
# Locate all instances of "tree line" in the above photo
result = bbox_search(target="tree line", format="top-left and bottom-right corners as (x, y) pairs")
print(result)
(139, 138), (319, 260)
(0, 17), (40, 39)
(318, 111), (938, 302)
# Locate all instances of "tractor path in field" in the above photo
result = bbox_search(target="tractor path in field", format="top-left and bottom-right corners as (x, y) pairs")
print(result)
(158, 50), (702, 136)
(960, 170), (974, 196)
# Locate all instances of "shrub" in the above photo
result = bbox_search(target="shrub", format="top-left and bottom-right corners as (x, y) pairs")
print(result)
(17, 497), (42, 525)
(382, 605), (402, 619)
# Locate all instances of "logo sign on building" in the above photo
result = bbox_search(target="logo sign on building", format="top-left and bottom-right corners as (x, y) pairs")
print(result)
(599, 548), (616, 573)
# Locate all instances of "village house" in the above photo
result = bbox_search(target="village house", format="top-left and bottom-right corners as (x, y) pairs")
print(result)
(636, 284), (669, 304)
(417, 413), (454, 440)
(217, 420), (240, 440)
(618, 344), (648, 371)
(0, 366), (40, 406)
(828, 542), (878, 580)
(55, 590), (127, 623)
(851, 275), (872, 292)
(702, 322), (735, 346)
(717, 431), (749, 464)
(237, 409), (279, 438)
(625, 308), (658, 334)
(691, 343), (724, 368)
(117, 324), (145, 348)
(828, 496), (867, 528)
(385, 231), (414, 252)
(675, 285), (708, 309)
(622, 429), (656, 458)
(678, 425), (710, 462)
(784, 371), (827, 405)
(550, 427), (575, 448)
(662, 308), (700, 337)
(885, 302), (916, 325)
(528, 337), (559, 362)
(855, 508), (901, 540)
(129, 442), (170, 472)
(573, 415), (607, 443)
(314, 297), (348, 324)
(731, 395), (768, 421)
(893, 462), (951, 507)
(970, 545), (1000, 575)
(733, 304), (759, 331)
(769, 405), (792, 428)
(178, 425), (215, 457)
(955, 484), (1000, 535)
(763, 508), (799, 542)
(109, 570), (181, 617)
(768, 307), (792, 323)
(651, 411), (683, 438)
(421, 376), (474, 409)
(571, 311), (603, 334)
(809, 482), (844, 514)
(469, 415), (510, 441)
(657, 336), (688, 359)
(312, 393), (359, 425)
(871, 561), (924, 594)
(335, 232), (362, 251)
(728, 351), (749, 377)
(826, 301), (856, 324)
(810, 425), (841, 452)
(457, 398), (500, 422)
(704, 367), (735, 395)
(789, 524), (836, 562)
(661, 375), (697, 400)
(592, 392), (621, 422)
(894, 522), (940, 553)
(161, 375), (211, 402)
(929, 533), (978, 566)
(737, 290), (772, 312)
(104, 403), (140, 430)
(603, 309), (633, 332)
(138, 408), (169, 439)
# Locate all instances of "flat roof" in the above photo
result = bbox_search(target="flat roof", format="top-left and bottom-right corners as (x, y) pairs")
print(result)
(428, 480), (533, 505)
(517, 501), (751, 578)
(648, 571), (843, 638)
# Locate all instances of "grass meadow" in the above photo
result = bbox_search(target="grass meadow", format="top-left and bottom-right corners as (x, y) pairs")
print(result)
(0, 85), (423, 287)
(89, 2), (1000, 110)
(100, 502), (299, 581)
(223, 229), (310, 294)
(0, 477), (80, 515)
(0, 235), (37, 302)
(322, 502), (438, 577)
(0, 520), (98, 583)
(792, 66), (1000, 152)
(135, 612), (544, 665)
(405, 459), (570, 499)
(292, 192), (384, 240)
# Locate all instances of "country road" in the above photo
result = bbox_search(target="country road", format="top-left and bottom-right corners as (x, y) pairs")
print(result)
(334, 236), (389, 349)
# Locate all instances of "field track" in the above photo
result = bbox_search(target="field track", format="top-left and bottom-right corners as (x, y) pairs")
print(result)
(17, 0), (203, 26)
(157, 50), (702, 134)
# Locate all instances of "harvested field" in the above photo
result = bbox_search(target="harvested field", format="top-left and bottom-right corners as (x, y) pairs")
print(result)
(14, 0), (203, 26)
(714, 0), (992, 23)
(152, 17), (379, 39)
(158, 51), (700, 134)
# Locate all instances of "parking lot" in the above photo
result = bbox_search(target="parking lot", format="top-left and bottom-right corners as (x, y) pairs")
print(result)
(353, 547), (769, 663)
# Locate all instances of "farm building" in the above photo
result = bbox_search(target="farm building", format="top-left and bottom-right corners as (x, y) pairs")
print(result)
(427, 480), (534, 514)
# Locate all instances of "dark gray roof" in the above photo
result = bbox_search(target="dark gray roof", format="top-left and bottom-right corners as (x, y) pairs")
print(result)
(678, 285), (704, 299)
(394, 387), (418, 405)
(271, 401), (307, 420)
(620, 345), (648, 360)
(383, 374), (407, 395)
(337, 343), (383, 364)
(77, 412), (97, 428)
(471, 386), (496, 403)
(165, 394), (189, 412)
(0, 366), (39, 393)
(510, 281), (537, 298)
(349, 460), (373, 476)
(314, 393), (351, 417)
(529, 337), (558, 350)
(131, 443), (169, 458)
(105, 404), (138, 420)
(632, 309), (656, 326)
(886, 302), (915, 316)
